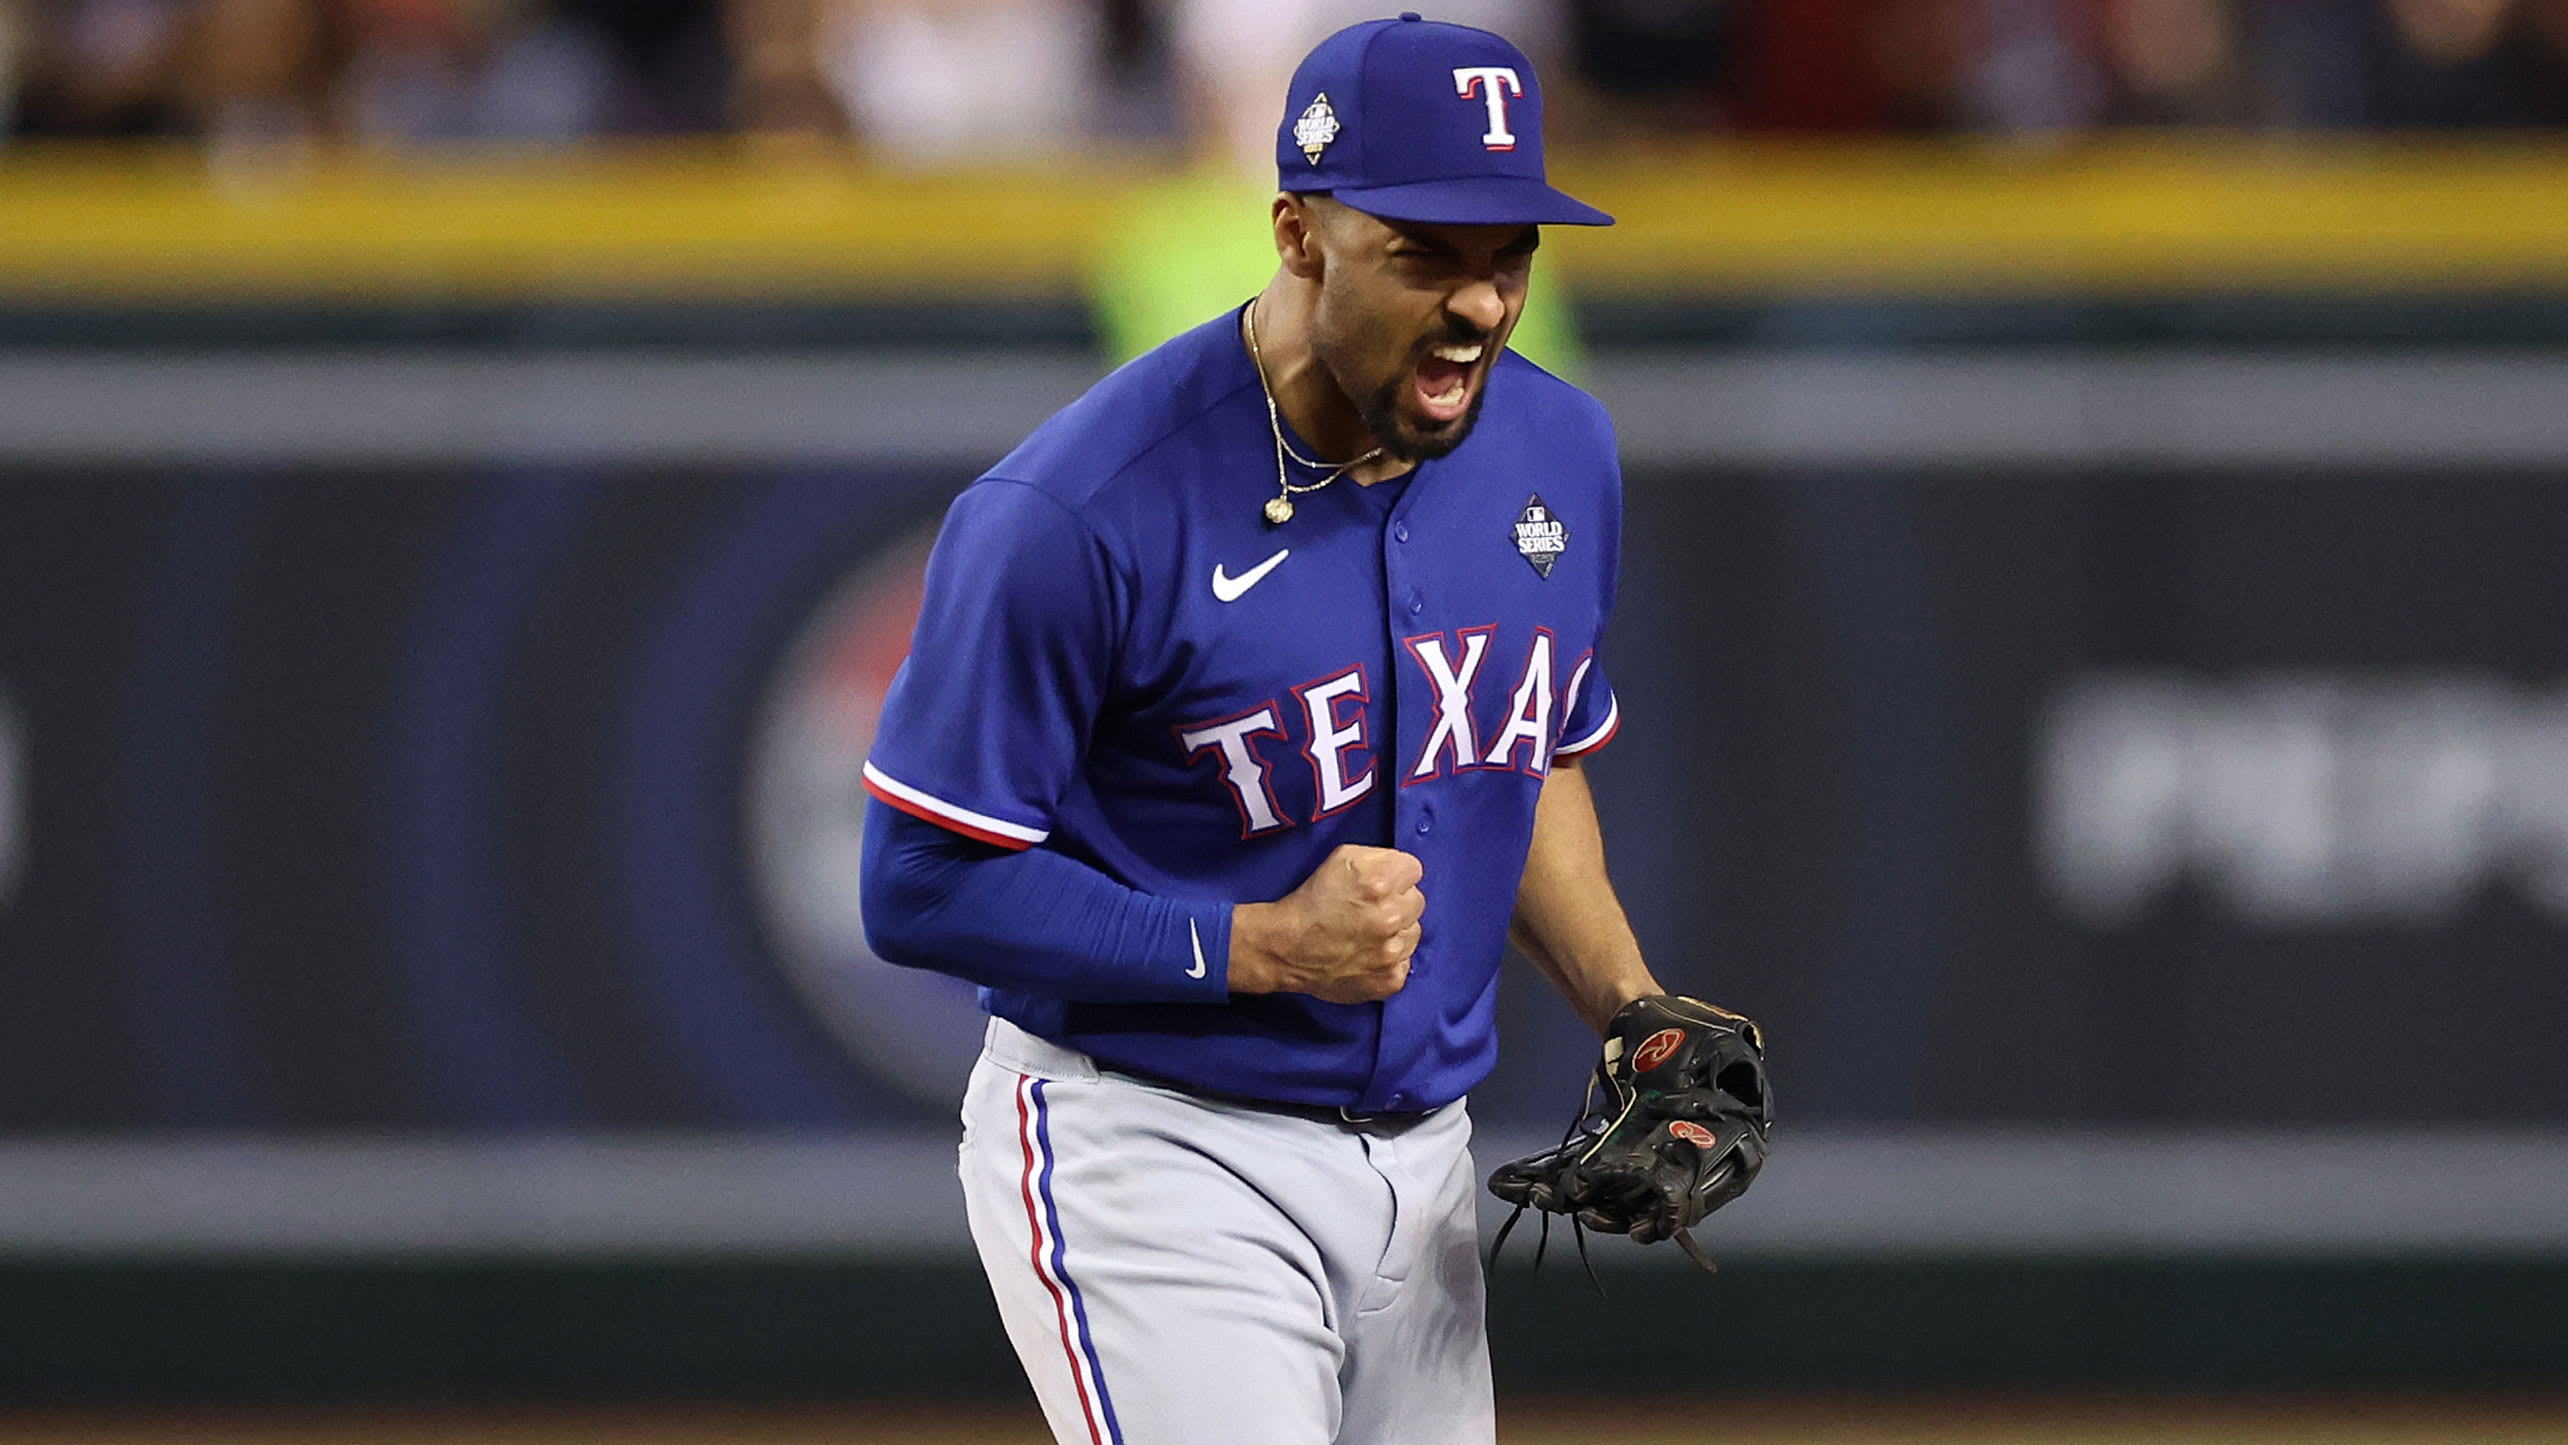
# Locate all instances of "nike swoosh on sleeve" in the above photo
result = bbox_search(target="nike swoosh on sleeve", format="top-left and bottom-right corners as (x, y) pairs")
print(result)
(1187, 918), (1208, 979)
(1211, 548), (1290, 602)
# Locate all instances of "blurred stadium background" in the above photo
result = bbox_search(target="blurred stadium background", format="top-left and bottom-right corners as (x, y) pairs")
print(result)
(5, 0), (2568, 1440)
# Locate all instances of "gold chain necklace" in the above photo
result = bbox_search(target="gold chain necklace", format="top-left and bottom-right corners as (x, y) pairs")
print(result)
(1245, 302), (1383, 526)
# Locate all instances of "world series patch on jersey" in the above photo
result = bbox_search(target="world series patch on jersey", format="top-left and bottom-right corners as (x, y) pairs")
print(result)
(864, 307), (1624, 1116)
(1513, 495), (1567, 577)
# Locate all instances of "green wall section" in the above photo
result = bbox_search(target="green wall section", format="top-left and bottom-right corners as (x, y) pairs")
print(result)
(2, 1258), (2560, 1405)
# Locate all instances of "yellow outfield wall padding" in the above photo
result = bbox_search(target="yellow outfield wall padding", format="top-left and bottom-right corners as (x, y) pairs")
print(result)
(1540, 138), (2568, 292)
(0, 145), (1143, 301)
(2, 138), (2566, 301)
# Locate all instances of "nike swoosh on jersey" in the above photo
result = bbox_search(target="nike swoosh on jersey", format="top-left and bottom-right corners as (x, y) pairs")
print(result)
(1187, 918), (1208, 978)
(1211, 548), (1290, 602)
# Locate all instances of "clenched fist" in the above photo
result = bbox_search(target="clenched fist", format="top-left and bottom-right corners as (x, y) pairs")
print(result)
(1228, 845), (1425, 1004)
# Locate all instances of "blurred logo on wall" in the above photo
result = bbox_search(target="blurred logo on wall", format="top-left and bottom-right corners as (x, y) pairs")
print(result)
(746, 534), (993, 1107)
(2040, 672), (2568, 926)
(0, 679), (20, 909)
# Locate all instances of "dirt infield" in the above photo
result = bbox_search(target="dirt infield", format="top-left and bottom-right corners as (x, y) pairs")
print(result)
(4, 1398), (2565, 1444)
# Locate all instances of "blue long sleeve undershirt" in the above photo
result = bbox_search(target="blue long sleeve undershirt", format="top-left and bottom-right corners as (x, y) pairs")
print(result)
(859, 800), (1235, 1004)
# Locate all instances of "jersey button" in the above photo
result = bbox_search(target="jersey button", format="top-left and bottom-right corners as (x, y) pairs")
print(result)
(1407, 591), (1424, 617)
(1394, 521), (1410, 543)
(1416, 814), (1433, 835)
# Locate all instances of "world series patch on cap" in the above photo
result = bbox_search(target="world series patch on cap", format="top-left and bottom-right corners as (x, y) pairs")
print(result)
(1276, 14), (1614, 229)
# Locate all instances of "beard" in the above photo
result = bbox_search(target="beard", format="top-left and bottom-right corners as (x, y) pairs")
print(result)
(1354, 365), (1492, 464)
(1321, 308), (1497, 464)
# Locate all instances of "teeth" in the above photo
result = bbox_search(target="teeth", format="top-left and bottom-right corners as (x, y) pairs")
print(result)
(1431, 343), (1484, 363)
(1426, 378), (1466, 406)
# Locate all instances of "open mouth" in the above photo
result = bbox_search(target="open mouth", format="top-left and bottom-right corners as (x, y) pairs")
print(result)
(1412, 339), (1486, 424)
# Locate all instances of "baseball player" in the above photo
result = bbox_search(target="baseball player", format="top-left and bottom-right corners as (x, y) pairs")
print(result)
(859, 16), (1744, 1442)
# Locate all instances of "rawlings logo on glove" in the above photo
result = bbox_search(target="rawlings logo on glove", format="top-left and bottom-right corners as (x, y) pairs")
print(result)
(1486, 994), (1772, 1273)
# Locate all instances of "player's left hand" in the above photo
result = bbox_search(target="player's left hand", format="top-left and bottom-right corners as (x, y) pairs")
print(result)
(1486, 995), (1771, 1269)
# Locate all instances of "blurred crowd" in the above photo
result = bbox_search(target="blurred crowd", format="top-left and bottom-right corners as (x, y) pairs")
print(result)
(0, 0), (2562, 158)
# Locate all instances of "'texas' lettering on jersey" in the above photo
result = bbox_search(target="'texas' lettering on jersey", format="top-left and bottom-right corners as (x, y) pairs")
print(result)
(1174, 626), (1602, 838)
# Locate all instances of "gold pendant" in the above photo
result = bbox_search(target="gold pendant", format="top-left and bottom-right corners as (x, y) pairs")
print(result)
(1264, 495), (1295, 525)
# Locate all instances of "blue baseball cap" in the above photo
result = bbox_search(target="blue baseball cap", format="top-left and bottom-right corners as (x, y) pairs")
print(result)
(1275, 14), (1613, 228)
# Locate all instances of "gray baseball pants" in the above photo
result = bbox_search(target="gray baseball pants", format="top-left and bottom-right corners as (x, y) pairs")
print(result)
(957, 1016), (1496, 1445)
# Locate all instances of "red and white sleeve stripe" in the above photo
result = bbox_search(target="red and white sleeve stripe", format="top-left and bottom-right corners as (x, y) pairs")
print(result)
(1555, 654), (1620, 758)
(1555, 693), (1620, 757)
(861, 761), (1049, 850)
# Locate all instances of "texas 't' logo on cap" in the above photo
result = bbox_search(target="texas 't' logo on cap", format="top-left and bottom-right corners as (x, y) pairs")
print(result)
(1452, 66), (1521, 150)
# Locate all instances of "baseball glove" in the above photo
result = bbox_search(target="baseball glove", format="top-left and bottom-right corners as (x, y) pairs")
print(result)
(1487, 995), (1771, 1273)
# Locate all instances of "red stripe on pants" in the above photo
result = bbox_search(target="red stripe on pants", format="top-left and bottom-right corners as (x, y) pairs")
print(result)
(1017, 1074), (1105, 1445)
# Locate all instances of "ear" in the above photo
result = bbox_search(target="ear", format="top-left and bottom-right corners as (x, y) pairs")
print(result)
(1272, 194), (1327, 281)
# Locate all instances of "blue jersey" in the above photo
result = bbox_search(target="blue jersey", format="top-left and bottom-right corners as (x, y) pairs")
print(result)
(864, 308), (1623, 1113)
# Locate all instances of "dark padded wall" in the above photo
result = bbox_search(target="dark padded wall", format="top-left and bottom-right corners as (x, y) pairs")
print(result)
(5, 462), (2565, 1132)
